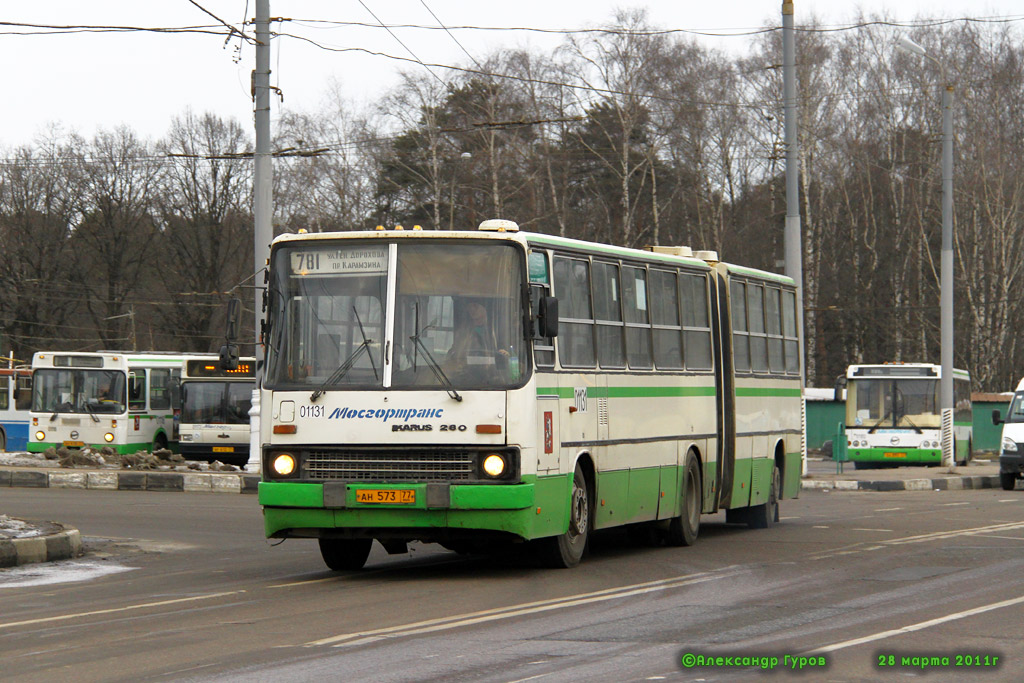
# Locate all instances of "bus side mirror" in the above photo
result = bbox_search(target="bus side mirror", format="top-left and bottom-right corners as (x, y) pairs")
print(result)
(993, 409), (1004, 426)
(833, 375), (847, 402)
(538, 296), (559, 338)
(220, 344), (239, 371)
(226, 297), (241, 342)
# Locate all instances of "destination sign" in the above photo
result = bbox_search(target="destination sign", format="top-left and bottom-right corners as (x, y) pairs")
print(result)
(289, 247), (387, 276)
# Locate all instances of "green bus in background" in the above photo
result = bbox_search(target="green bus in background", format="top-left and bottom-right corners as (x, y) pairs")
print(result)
(842, 363), (972, 468)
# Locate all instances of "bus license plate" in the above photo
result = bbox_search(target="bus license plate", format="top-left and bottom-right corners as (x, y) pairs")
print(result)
(63, 441), (85, 448)
(356, 489), (416, 504)
(883, 452), (906, 458)
(212, 446), (235, 453)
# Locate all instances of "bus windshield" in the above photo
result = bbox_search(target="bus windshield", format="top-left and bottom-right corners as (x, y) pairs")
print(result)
(32, 368), (127, 414)
(848, 378), (940, 429)
(182, 381), (254, 424)
(1006, 392), (1024, 424)
(265, 240), (528, 391)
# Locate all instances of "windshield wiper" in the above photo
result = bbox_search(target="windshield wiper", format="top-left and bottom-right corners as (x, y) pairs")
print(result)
(309, 307), (379, 403)
(50, 400), (72, 421)
(409, 328), (462, 402)
(310, 340), (373, 403)
(83, 401), (100, 423)
(867, 407), (893, 433)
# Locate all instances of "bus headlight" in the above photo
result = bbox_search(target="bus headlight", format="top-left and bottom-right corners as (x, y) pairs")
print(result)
(35, 431), (46, 441)
(1003, 437), (1018, 454)
(272, 454), (297, 476)
(104, 432), (115, 443)
(180, 433), (193, 442)
(482, 453), (506, 478)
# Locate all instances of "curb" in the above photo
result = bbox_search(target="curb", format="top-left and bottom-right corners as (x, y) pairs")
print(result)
(0, 523), (83, 568)
(802, 475), (1002, 492)
(0, 469), (259, 494)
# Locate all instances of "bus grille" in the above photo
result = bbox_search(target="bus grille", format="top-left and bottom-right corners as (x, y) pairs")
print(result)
(304, 449), (475, 482)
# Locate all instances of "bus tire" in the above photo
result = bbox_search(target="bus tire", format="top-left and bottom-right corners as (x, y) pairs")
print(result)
(535, 462), (591, 568)
(153, 433), (168, 452)
(747, 465), (780, 529)
(319, 538), (373, 571)
(0, 430), (6, 453)
(1000, 472), (1017, 491)
(666, 453), (701, 547)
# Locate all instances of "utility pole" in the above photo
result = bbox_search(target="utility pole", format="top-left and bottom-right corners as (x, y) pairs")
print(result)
(250, 0), (273, 472)
(782, 1), (806, 473)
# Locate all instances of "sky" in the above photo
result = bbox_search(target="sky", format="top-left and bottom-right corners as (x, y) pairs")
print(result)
(1, 1), (1022, 149)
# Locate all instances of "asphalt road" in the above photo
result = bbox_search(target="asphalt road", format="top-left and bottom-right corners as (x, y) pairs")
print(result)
(2, 487), (1023, 682)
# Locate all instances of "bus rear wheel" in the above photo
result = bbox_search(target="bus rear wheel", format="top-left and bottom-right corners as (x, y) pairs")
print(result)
(319, 538), (373, 571)
(747, 465), (780, 529)
(535, 462), (591, 568)
(666, 453), (701, 546)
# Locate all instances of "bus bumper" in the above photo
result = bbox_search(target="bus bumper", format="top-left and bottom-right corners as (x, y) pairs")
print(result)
(258, 476), (570, 541)
(999, 453), (1024, 475)
(847, 447), (941, 464)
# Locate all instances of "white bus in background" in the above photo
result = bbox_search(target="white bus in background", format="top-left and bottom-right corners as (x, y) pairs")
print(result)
(0, 365), (32, 452)
(843, 362), (972, 468)
(179, 355), (256, 467)
(29, 351), (184, 454)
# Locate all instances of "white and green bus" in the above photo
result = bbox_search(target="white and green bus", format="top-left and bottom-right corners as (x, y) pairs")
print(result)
(29, 351), (184, 454)
(256, 221), (804, 569)
(843, 363), (972, 468)
(179, 355), (256, 466)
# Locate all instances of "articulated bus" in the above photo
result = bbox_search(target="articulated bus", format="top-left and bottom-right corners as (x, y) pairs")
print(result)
(179, 355), (256, 466)
(29, 351), (184, 454)
(0, 366), (32, 452)
(255, 220), (804, 570)
(843, 363), (972, 468)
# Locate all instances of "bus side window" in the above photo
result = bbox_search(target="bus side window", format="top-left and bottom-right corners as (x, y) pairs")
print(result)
(150, 369), (171, 410)
(553, 256), (596, 368)
(15, 375), (31, 411)
(731, 281), (750, 372)
(0, 376), (8, 410)
(529, 250), (556, 368)
(128, 370), (147, 411)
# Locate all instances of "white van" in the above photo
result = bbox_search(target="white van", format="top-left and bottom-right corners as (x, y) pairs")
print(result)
(992, 378), (1024, 490)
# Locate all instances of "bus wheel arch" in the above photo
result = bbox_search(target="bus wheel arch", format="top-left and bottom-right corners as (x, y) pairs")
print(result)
(773, 439), (787, 499)
(153, 431), (169, 452)
(534, 452), (593, 568)
(666, 448), (702, 547)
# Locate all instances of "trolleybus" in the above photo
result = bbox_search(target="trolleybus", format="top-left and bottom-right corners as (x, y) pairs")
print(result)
(0, 365), (32, 452)
(254, 221), (804, 569)
(29, 351), (184, 454)
(179, 355), (256, 466)
(843, 363), (972, 468)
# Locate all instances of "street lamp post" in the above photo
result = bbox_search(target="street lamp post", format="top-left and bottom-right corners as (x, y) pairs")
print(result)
(898, 35), (955, 467)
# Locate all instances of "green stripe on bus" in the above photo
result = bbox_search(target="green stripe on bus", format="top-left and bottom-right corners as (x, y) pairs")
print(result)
(536, 386), (716, 398)
(735, 387), (802, 398)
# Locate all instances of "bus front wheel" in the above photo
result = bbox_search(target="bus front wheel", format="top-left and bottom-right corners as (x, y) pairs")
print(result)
(747, 466), (780, 529)
(666, 453), (701, 546)
(319, 538), (373, 571)
(1000, 472), (1017, 491)
(535, 462), (591, 568)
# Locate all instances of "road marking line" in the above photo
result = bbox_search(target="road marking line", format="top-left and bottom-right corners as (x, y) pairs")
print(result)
(809, 594), (1024, 654)
(0, 590), (246, 630)
(874, 507), (903, 512)
(852, 528), (892, 532)
(305, 570), (740, 647)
